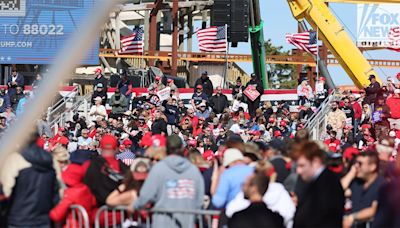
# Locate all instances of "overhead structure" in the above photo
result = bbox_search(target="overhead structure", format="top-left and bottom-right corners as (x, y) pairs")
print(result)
(287, 0), (400, 88)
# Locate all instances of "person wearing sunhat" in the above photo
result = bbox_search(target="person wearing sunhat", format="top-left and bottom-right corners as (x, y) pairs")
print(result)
(83, 134), (129, 206)
(93, 68), (108, 91)
(194, 71), (214, 98)
(364, 74), (380, 105)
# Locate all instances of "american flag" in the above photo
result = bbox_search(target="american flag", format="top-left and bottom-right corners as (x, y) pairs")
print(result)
(116, 151), (136, 166)
(388, 27), (400, 52)
(197, 26), (227, 52)
(119, 27), (144, 54)
(286, 31), (318, 55)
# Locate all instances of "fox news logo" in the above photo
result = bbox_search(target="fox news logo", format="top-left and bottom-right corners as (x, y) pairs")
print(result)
(357, 4), (400, 47)
(0, 0), (26, 17)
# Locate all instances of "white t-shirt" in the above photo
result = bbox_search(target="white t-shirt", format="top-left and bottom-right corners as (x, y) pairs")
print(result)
(89, 105), (107, 122)
(226, 182), (295, 228)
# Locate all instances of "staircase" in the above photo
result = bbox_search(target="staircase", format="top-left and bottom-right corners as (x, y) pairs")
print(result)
(48, 87), (92, 129)
(304, 91), (338, 140)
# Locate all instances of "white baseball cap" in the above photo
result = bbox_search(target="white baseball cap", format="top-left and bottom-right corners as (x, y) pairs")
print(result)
(395, 89), (400, 94)
(223, 148), (244, 167)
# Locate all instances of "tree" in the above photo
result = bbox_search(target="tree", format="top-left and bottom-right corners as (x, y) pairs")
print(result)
(264, 39), (297, 89)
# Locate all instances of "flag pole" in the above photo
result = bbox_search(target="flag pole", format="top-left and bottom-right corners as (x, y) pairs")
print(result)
(222, 24), (229, 88)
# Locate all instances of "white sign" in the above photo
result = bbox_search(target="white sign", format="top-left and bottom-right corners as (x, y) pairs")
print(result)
(156, 87), (171, 101)
(357, 4), (400, 47)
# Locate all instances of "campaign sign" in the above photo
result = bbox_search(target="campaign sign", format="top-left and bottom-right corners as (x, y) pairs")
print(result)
(0, 0), (99, 64)
(243, 85), (260, 102)
(157, 87), (171, 101)
(357, 4), (400, 48)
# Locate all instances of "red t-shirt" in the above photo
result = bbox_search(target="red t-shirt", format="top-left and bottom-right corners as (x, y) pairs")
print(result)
(324, 139), (341, 152)
(103, 156), (120, 172)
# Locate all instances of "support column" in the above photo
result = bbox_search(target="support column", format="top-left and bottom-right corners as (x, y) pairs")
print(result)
(149, 12), (158, 67)
(171, 0), (179, 76)
(187, 11), (193, 53)
(179, 13), (185, 51)
(202, 11), (207, 29)
(144, 11), (150, 51)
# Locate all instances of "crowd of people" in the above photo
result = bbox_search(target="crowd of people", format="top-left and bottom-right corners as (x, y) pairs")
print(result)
(0, 68), (400, 228)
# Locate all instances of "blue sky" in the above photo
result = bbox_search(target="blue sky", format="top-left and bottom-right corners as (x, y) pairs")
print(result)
(192, 2), (400, 86)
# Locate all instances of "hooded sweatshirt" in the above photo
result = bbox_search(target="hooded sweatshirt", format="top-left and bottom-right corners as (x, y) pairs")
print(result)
(1, 143), (57, 227)
(134, 155), (205, 228)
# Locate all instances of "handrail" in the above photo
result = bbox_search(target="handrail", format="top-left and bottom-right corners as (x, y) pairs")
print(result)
(67, 204), (90, 228)
(47, 85), (79, 118)
(94, 205), (221, 228)
(50, 92), (92, 127)
(305, 90), (337, 140)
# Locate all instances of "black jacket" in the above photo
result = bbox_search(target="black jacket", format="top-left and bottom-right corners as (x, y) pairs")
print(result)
(152, 118), (168, 135)
(93, 75), (108, 90)
(210, 94), (229, 114)
(7, 143), (57, 227)
(83, 155), (129, 206)
(294, 168), (344, 228)
(365, 81), (380, 105)
(228, 202), (285, 228)
(91, 89), (108, 106)
(194, 77), (214, 98)
(245, 79), (263, 103)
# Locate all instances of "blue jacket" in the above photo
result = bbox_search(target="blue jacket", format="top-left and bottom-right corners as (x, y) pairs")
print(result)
(2, 143), (57, 227)
(164, 104), (179, 125)
(212, 164), (254, 208)
(7, 73), (24, 97)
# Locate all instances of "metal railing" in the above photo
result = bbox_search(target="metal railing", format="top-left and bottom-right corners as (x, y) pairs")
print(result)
(94, 205), (221, 228)
(47, 85), (80, 123)
(305, 91), (337, 140)
(55, 204), (90, 228)
(50, 92), (92, 128)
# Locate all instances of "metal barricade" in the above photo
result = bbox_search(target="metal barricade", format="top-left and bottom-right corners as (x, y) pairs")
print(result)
(94, 205), (221, 228)
(55, 204), (90, 228)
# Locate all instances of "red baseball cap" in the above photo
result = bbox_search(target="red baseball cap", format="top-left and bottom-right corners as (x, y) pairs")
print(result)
(319, 77), (326, 81)
(361, 124), (371, 129)
(196, 84), (203, 89)
(152, 134), (166, 147)
(57, 136), (69, 146)
(100, 135), (118, 150)
(280, 120), (286, 127)
(94, 68), (102, 73)
(343, 147), (360, 160)
(167, 78), (173, 83)
(188, 139), (197, 147)
(268, 117), (275, 123)
(123, 139), (132, 146)
(155, 76), (161, 81)
(202, 150), (215, 161)
(274, 130), (282, 137)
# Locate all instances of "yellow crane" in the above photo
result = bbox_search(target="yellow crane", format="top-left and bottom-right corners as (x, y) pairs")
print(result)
(287, 0), (400, 88)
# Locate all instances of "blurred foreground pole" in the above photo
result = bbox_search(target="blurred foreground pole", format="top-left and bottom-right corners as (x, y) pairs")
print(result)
(0, 0), (124, 173)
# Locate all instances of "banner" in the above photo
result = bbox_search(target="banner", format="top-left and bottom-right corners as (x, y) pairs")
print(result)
(0, 0), (99, 64)
(357, 4), (400, 48)
(157, 87), (171, 101)
(243, 85), (260, 102)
